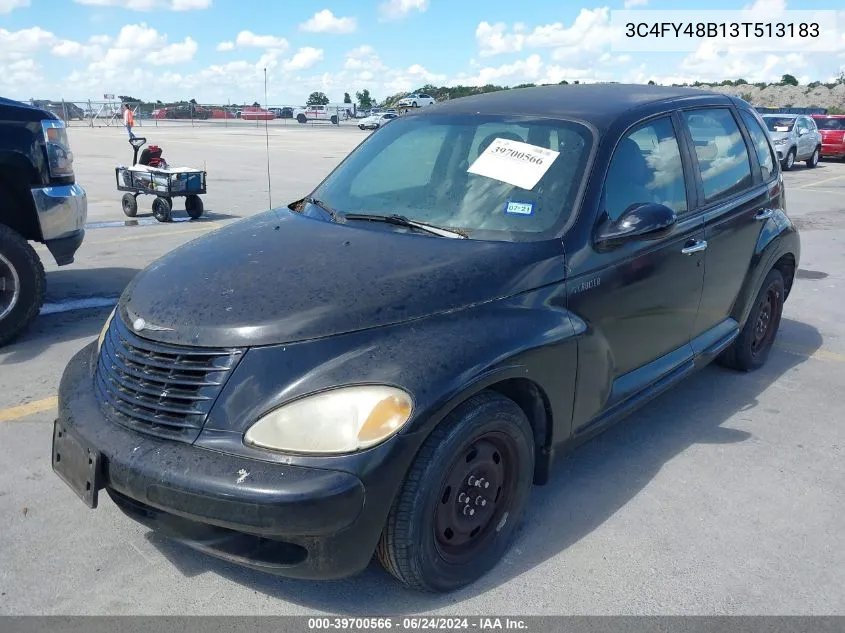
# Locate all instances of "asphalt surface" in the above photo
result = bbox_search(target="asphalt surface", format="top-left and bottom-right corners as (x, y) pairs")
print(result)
(0, 123), (843, 615)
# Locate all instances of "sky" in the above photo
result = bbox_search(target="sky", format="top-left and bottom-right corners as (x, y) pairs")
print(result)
(1, 0), (844, 106)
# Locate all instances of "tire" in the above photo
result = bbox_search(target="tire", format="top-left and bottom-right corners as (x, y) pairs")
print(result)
(412, 101), (418, 108)
(330, 115), (338, 125)
(0, 224), (46, 347)
(806, 147), (820, 168)
(297, 114), (307, 124)
(782, 148), (796, 171)
(152, 196), (172, 223)
(377, 390), (535, 593)
(121, 193), (138, 218)
(359, 125), (365, 130)
(185, 194), (203, 219)
(717, 268), (785, 372)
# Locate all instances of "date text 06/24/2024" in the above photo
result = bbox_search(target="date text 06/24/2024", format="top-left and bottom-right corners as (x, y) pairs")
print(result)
(307, 617), (529, 631)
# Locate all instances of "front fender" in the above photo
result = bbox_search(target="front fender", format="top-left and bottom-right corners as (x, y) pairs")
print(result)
(732, 209), (800, 329)
(198, 287), (579, 476)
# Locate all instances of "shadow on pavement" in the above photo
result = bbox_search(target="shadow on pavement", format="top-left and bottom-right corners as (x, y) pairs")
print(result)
(0, 267), (140, 365)
(138, 318), (821, 612)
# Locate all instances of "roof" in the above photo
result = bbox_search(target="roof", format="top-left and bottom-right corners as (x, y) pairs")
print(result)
(416, 83), (733, 131)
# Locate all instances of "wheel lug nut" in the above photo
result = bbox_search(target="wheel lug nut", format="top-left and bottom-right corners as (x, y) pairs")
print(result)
(475, 497), (486, 507)
(467, 475), (476, 486)
(463, 505), (475, 517)
(457, 492), (467, 504)
(475, 477), (486, 488)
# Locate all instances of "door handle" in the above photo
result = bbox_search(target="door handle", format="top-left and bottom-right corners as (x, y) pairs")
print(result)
(681, 240), (708, 255)
(755, 209), (774, 221)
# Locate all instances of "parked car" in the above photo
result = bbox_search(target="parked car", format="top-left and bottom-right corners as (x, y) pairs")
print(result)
(811, 114), (845, 159)
(760, 113), (822, 170)
(396, 93), (436, 108)
(358, 112), (398, 130)
(293, 104), (348, 124)
(0, 97), (87, 345)
(53, 84), (799, 593)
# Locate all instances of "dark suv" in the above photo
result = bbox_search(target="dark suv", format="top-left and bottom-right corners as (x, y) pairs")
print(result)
(53, 85), (798, 593)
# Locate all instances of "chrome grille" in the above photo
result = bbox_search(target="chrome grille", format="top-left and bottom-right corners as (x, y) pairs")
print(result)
(95, 314), (243, 442)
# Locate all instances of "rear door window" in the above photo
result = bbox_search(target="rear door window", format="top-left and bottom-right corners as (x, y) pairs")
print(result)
(739, 110), (777, 182)
(682, 109), (754, 203)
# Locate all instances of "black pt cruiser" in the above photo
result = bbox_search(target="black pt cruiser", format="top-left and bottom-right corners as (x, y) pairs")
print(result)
(53, 84), (800, 592)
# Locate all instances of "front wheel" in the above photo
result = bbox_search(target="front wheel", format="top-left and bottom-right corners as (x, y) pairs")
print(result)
(121, 193), (138, 217)
(717, 268), (784, 372)
(377, 391), (535, 592)
(782, 148), (796, 171)
(0, 224), (46, 347)
(806, 147), (820, 168)
(185, 194), (203, 219)
(152, 196), (172, 222)
(296, 114), (307, 124)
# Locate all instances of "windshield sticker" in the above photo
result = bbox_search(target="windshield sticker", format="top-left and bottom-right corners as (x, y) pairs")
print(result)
(775, 126), (790, 132)
(504, 201), (534, 216)
(467, 138), (560, 190)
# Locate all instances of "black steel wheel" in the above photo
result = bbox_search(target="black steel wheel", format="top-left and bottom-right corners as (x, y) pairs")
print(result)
(377, 390), (535, 592)
(121, 193), (138, 218)
(717, 268), (785, 372)
(0, 224), (46, 347)
(185, 194), (203, 219)
(152, 196), (172, 223)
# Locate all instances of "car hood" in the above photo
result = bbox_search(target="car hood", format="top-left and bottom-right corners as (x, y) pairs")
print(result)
(117, 209), (567, 348)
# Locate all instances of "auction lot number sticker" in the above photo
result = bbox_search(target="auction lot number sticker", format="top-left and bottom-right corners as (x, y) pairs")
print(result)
(467, 138), (560, 191)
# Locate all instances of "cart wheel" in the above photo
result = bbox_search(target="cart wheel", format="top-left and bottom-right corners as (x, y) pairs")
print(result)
(152, 196), (172, 223)
(121, 193), (138, 218)
(185, 194), (204, 219)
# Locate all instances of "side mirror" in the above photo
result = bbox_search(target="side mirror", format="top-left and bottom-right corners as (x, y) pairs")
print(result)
(595, 202), (677, 250)
(798, 128), (809, 136)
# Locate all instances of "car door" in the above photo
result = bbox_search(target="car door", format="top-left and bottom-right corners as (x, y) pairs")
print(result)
(680, 106), (779, 349)
(796, 116), (814, 160)
(568, 114), (706, 398)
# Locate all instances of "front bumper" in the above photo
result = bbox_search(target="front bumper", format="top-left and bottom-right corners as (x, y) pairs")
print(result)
(31, 183), (88, 263)
(53, 342), (395, 580)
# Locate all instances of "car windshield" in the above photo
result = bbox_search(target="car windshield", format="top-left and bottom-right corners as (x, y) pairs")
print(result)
(309, 113), (594, 242)
(763, 117), (796, 132)
(815, 117), (845, 130)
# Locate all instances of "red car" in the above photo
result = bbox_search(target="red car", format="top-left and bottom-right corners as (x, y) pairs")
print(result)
(811, 114), (845, 159)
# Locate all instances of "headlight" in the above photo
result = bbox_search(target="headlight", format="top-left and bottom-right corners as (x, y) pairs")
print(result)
(97, 307), (116, 354)
(244, 385), (413, 455)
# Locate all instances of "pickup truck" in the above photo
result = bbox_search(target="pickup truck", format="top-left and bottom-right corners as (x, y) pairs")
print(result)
(293, 104), (350, 124)
(0, 97), (88, 346)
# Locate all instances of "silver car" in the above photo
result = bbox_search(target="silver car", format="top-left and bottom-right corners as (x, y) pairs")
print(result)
(761, 114), (823, 170)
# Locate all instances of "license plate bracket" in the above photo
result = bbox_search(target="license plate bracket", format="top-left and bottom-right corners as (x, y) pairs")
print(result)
(52, 419), (103, 508)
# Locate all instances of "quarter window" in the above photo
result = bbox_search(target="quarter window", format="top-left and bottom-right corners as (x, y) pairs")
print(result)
(683, 108), (753, 202)
(739, 110), (776, 181)
(605, 117), (688, 222)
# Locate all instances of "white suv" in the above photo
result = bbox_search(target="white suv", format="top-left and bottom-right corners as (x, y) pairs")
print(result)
(396, 93), (436, 108)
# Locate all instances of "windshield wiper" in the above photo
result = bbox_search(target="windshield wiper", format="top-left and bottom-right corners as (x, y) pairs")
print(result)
(343, 213), (468, 239)
(302, 196), (345, 223)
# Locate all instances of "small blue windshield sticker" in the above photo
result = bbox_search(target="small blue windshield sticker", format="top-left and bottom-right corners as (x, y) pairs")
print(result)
(505, 201), (534, 216)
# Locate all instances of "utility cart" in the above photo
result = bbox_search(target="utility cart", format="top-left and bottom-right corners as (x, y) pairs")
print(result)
(115, 137), (207, 223)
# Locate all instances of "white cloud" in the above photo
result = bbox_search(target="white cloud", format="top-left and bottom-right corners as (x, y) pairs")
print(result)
(0, 27), (57, 61)
(0, 0), (29, 13)
(145, 36), (198, 65)
(527, 8), (619, 58)
(72, 0), (209, 9)
(476, 22), (525, 57)
(454, 54), (545, 87)
(284, 47), (324, 71)
(379, 0), (428, 21)
(234, 30), (289, 49)
(623, 0), (648, 7)
(51, 39), (103, 59)
(89, 34), (112, 45)
(344, 45), (385, 71)
(216, 41), (234, 51)
(299, 9), (357, 34)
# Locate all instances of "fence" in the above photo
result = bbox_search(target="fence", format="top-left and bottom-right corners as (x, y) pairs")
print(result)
(28, 100), (378, 127)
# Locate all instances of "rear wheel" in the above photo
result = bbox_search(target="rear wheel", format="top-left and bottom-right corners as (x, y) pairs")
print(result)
(330, 115), (339, 125)
(717, 268), (784, 372)
(377, 391), (535, 592)
(0, 224), (46, 347)
(185, 194), (203, 219)
(297, 114), (307, 124)
(152, 196), (172, 222)
(806, 147), (820, 168)
(121, 193), (138, 217)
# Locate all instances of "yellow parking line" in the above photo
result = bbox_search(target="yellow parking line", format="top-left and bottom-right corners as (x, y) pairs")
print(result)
(776, 344), (845, 364)
(0, 396), (58, 423)
(796, 174), (845, 189)
(87, 223), (225, 245)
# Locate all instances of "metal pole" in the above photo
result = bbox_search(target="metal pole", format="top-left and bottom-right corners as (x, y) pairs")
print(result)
(264, 67), (272, 210)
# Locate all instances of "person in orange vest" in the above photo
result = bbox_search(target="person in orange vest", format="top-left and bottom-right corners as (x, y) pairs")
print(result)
(122, 103), (136, 139)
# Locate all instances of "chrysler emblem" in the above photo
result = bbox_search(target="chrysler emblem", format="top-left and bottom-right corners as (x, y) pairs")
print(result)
(129, 313), (173, 333)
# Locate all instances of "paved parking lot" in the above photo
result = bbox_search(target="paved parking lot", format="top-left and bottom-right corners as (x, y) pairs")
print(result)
(0, 125), (843, 615)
